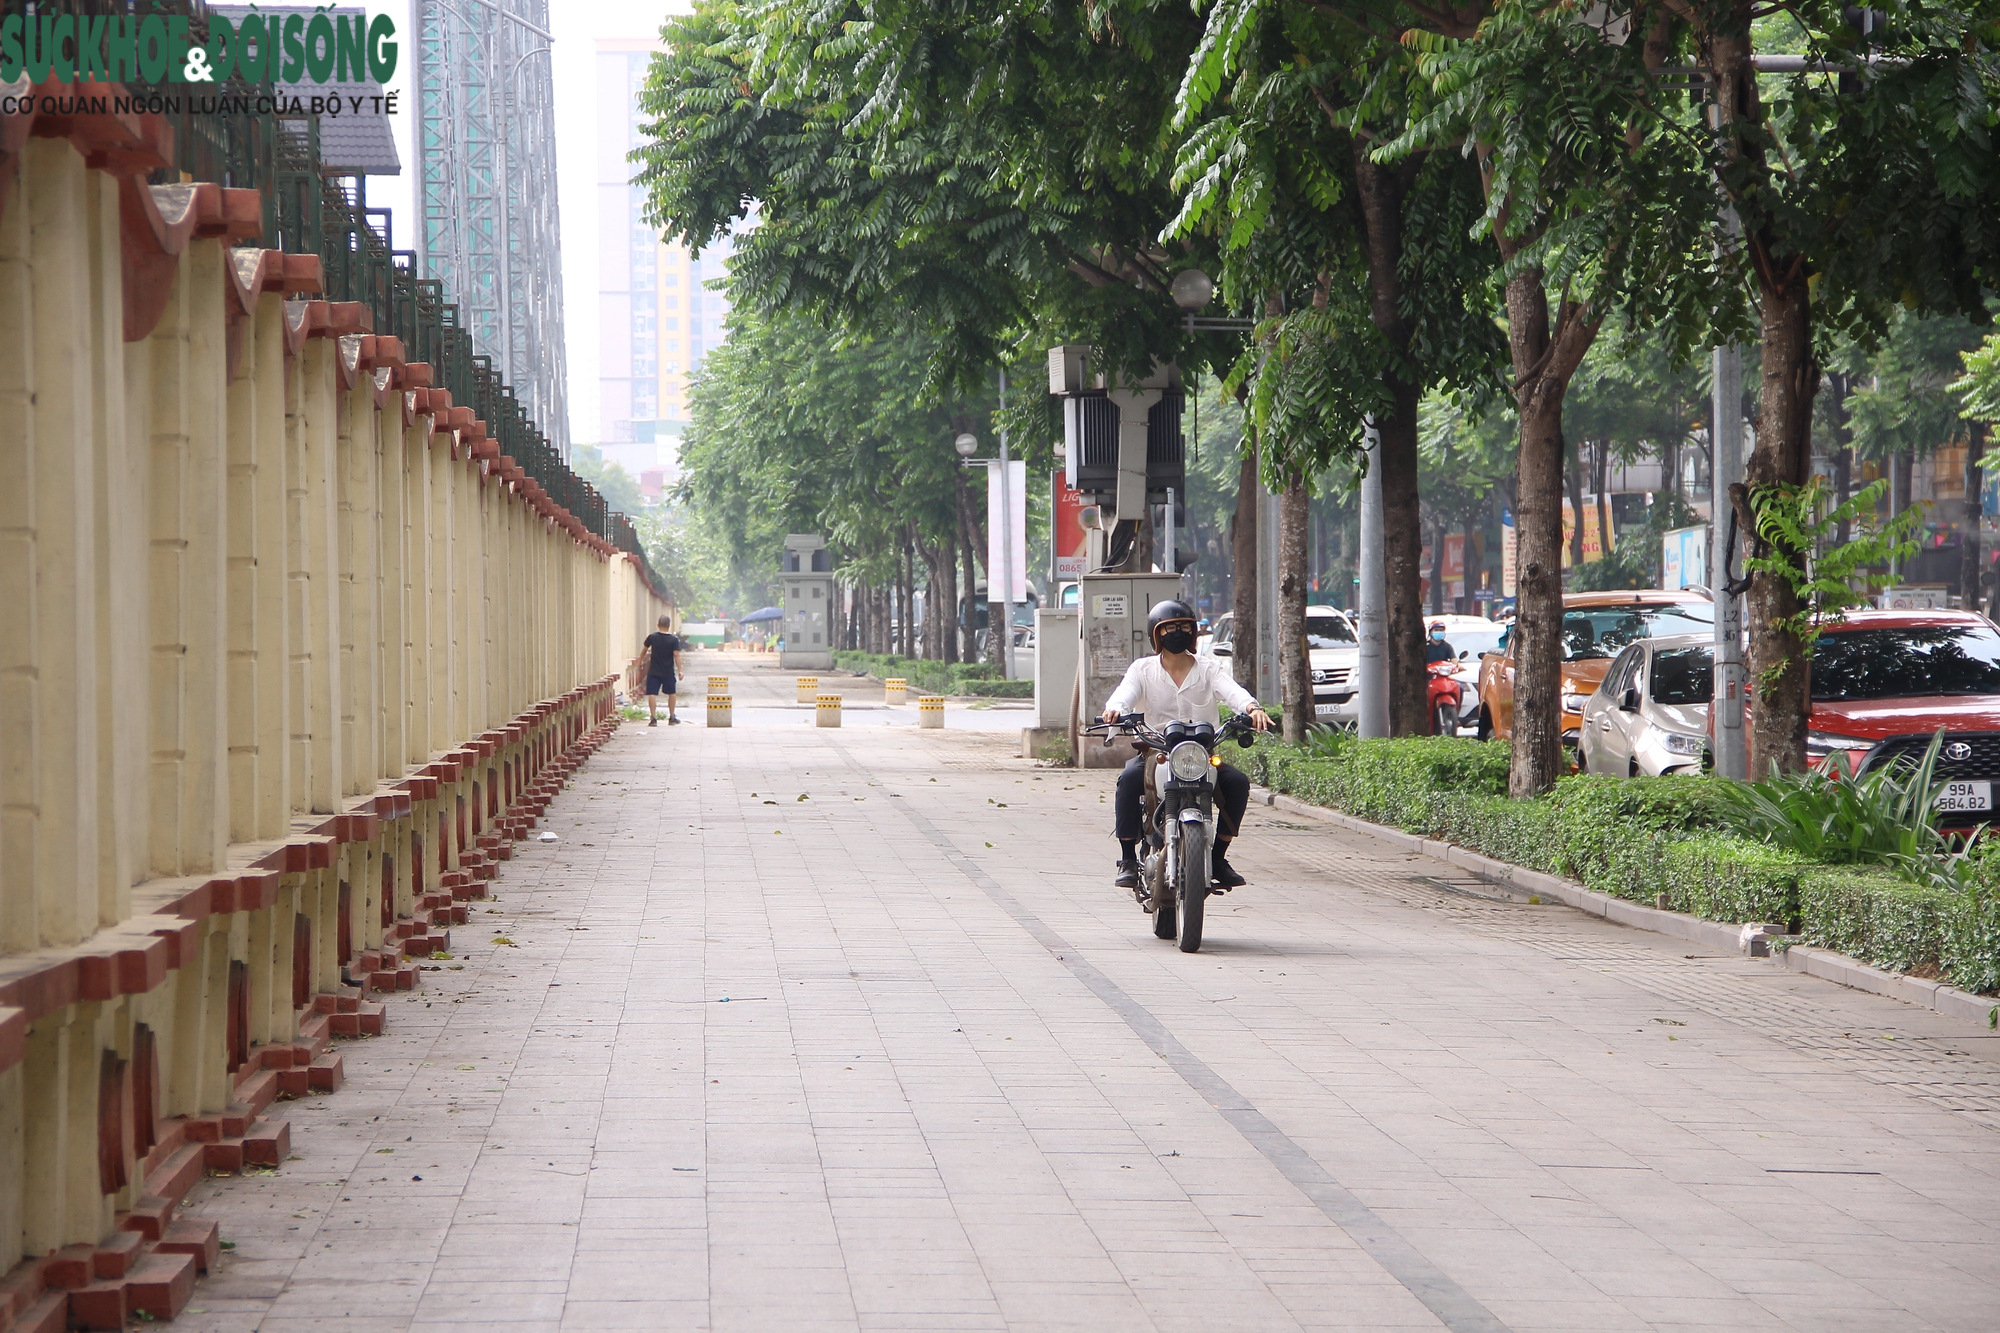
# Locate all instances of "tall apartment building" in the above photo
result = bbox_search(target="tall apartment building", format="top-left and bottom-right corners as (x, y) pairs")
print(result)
(596, 37), (734, 485)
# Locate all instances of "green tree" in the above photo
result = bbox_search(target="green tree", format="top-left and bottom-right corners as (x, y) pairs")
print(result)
(1389, 0), (1728, 794)
(571, 445), (645, 517)
(1168, 0), (1508, 737)
(678, 309), (1009, 660)
(1675, 2), (2000, 772)
(631, 0), (1220, 390)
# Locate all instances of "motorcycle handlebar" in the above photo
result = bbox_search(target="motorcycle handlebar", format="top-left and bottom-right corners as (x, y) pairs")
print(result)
(1083, 713), (1263, 751)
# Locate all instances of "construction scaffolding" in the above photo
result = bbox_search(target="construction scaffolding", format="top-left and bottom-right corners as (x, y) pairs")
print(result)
(417, 0), (570, 455)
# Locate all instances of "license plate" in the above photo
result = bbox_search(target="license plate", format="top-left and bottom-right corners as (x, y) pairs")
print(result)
(1936, 780), (1992, 813)
(1315, 704), (1340, 716)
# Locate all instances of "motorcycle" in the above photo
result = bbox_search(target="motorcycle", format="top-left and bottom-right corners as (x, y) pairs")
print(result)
(1085, 712), (1259, 953)
(1427, 660), (1463, 736)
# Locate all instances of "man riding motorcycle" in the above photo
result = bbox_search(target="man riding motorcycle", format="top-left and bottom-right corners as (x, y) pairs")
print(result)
(1425, 620), (1456, 664)
(1101, 600), (1273, 893)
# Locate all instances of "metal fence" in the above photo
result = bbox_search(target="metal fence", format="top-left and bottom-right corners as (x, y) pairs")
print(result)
(0, 0), (665, 594)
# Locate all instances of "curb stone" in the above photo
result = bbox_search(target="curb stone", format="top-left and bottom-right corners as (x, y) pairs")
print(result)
(1256, 786), (2000, 1031)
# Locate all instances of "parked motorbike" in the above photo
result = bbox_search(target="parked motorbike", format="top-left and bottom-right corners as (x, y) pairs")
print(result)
(1427, 661), (1463, 736)
(1085, 712), (1259, 953)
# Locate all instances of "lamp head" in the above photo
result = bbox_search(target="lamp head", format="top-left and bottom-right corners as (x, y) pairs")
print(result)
(1170, 268), (1216, 311)
(953, 432), (979, 458)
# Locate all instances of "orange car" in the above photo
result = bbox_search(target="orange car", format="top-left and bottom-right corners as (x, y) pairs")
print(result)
(1476, 590), (1715, 742)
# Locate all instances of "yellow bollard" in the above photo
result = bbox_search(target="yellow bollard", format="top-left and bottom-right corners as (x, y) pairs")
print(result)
(707, 675), (729, 696)
(918, 695), (945, 729)
(707, 694), (733, 728)
(816, 694), (842, 728)
(795, 676), (818, 704)
(884, 677), (907, 705)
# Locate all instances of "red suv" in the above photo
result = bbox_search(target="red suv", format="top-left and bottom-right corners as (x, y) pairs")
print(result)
(1799, 610), (2000, 821)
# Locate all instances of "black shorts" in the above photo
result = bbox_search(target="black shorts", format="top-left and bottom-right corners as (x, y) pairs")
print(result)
(645, 674), (676, 697)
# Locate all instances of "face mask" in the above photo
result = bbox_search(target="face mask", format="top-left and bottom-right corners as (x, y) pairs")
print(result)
(1430, 630), (1444, 640)
(1159, 628), (1196, 654)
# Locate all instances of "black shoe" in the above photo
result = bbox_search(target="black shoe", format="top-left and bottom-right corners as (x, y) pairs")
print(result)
(648, 717), (658, 727)
(668, 715), (682, 725)
(1212, 854), (1246, 889)
(1114, 857), (1141, 890)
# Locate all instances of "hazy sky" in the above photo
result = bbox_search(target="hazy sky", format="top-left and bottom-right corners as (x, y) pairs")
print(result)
(369, 0), (690, 446)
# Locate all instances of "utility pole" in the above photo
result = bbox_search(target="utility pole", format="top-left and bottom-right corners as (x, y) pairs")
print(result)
(1711, 345), (1747, 779)
(999, 369), (1017, 683)
(1357, 419), (1389, 738)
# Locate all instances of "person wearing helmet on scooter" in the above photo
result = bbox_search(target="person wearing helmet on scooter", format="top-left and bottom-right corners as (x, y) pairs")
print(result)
(1101, 599), (1273, 893)
(1425, 620), (1456, 664)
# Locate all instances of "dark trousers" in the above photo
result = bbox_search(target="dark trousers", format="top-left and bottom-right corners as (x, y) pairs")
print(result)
(1115, 754), (1249, 843)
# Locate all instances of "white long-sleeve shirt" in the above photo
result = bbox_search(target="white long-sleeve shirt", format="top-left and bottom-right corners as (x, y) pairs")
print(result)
(1104, 654), (1260, 728)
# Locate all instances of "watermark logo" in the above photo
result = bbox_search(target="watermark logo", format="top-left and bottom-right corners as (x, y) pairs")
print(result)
(0, 10), (399, 87)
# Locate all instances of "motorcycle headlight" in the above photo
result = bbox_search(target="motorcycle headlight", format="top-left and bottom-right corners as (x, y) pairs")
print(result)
(1561, 693), (1589, 714)
(1655, 729), (1706, 757)
(1168, 741), (1211, 783)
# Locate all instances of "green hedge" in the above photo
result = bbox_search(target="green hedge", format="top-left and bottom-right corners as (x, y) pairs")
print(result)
(1798, 866), (1953, 977)
(1242, 734), (2000, 995)
(1636, 835), (1804, 925)
(833, 652), (1030, 697)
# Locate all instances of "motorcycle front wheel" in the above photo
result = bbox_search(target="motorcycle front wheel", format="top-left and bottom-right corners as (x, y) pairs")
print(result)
(1434, 701), (1458, 737)
(1176, 822), (1208, 953)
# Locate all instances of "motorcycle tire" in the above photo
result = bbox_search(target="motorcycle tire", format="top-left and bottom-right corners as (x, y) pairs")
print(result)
(1434, 702), (1457, 737)
(1176, 823), (1208, 953)
(1153, 879), (1177, 939)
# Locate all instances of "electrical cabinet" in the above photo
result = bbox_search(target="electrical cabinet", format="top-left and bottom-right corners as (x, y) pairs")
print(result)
(1072, 573), (1187, 768)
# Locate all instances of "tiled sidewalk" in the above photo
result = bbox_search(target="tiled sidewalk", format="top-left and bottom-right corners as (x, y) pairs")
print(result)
(178, 695), (2000, 1332)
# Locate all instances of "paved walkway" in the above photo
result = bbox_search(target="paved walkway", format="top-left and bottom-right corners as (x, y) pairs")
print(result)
(180, 657), (2000, 1332)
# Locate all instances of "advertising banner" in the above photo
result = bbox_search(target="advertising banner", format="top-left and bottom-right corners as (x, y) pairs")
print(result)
(1560, 502), (1612, 567)
(1501, 508), (1517, 597)
(1051, 470), (1087, 582)
(1662, 525), (1708, 591)
(987, 459), (1028, 604)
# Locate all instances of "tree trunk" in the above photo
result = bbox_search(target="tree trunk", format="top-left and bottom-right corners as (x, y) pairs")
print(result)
(1827, 371), (1854, 546)
(939, 530), (959, 664)
(1965, 422), (1987, 615)
(962, 498), (979, 664)
(1230, 439), (1259, 694)
(1515, 390), (1568, 796)
(1742, 265), (1818, 775)
(1379, 386), (1428, 736)
(1428, 515), (1445, 616)
(1595, 438), (1614, 567)
(919, 540), (942, 661)
(1495, 253), (1599, 797)
(1462, 510), (1480, 614)
(1352, 149), (1430, 739)
(1566, 442), (1586, 571)
(1278, 475), (1311, 745)
(1891, 452), (1913, 578)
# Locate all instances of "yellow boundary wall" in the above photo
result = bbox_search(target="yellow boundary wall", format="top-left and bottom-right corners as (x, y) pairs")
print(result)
(0, 130), (661, 1324)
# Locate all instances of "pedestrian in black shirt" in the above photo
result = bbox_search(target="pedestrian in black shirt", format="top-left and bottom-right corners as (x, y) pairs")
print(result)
(639, 616), (683, 726)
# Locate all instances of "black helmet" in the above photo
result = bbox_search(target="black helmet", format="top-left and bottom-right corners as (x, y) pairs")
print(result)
(1147, 598), (1198, 648)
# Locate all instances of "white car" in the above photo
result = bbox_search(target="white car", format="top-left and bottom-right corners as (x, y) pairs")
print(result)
(1578, 633), (1712, 776)
(1307, 606), (1362, 723)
